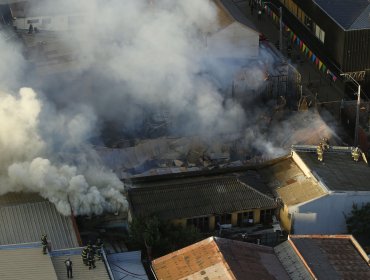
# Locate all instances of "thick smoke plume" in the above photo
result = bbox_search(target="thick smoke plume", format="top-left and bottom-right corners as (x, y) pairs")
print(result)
(0, 0), (340, 213)
(0, 87), (126, 215)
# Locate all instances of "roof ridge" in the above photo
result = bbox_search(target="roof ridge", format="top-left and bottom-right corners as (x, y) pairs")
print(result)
(237, 178), (276, 203)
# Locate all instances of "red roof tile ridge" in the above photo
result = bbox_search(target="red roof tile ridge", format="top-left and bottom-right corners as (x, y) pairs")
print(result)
(349, 235), (370, 266)
(152, 236), (215, 264)
(287, 237), (318, 280)
(213, 237), (238, 280)
(290, 234), (352, 239)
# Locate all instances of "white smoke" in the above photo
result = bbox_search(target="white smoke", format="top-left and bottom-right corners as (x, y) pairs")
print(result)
(0, 0), (342, 214)
(0, 87), (127, 216)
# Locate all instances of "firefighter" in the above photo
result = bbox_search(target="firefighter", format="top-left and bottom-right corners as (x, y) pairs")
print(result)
(95, 238), (103, 260)
(41, 234), (48, 254)
(64, 258), (73, 278)
(81, 247), (88, 266)
(317, 144), (323, 162)
(87, 249), (96, 269)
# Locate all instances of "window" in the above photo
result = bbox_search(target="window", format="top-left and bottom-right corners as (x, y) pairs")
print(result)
(260, 209), (274, 224)
(215, 214), (232, 226)
(315, 24), (325, 43)
(27, 19), (39, 24)
(186, 216), (209, 231)
(237, 211), (254, 227)
(304, 15), (313, 32)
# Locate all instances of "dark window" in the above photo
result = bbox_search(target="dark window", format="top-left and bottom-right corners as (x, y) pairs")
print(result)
(27, 19), (39, 24)
(215, 213), (232, 226)
(260, 209), (274, 224)
(237, 211), (254, 227)
(186, 216), (209, 232)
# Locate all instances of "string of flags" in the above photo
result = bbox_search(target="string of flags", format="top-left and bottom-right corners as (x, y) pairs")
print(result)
(263, 6), (338, 82)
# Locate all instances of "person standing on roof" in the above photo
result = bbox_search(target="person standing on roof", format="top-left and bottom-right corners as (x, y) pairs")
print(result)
(64, 258), (73, 278)
(41, 234), (48, 254)
(95, 238), (103, 260)
(87, 249), (96, 269)
(81, 247), (88, 266)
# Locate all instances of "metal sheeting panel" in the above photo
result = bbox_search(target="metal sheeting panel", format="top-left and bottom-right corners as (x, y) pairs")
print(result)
(0, 246), (58, 280)
(107, 251), (149, 280)
(52, 252), (110, 280)
(0, 201), (79, 250)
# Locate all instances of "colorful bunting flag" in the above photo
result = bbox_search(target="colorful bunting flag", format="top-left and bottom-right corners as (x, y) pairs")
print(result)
(315, 58), (319, 65)
(319, 60), (323, 69)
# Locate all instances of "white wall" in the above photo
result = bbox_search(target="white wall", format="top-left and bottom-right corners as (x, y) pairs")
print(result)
(291, 192), (370, 234)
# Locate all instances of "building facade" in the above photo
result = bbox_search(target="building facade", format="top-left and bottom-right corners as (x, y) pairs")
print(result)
(128, 174), (277, 232)
(272, 0), (370, 84)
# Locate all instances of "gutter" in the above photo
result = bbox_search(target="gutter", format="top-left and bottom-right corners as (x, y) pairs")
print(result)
(101, 248), (115, 280)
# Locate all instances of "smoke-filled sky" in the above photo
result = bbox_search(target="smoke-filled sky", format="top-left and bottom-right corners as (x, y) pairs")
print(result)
(0, 0), (339, 215)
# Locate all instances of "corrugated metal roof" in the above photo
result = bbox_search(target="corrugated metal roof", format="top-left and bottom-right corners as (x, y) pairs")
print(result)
(51, 248), (110, 280)
(258, 158), (327, 206)
(274, 241), (314, 280)
(314, 0), (370, 30)
(129, 177), (276, 220)
(289, 235), (370, 279)
(107, 251), (148, 280)
(0, 243), (58, 280)
(152, 237), (289, 280)
(295, 150), (370, 191)
(0, 194), (79, 250)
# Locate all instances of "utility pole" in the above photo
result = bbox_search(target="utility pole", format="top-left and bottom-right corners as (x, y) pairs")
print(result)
(340, 73), (361, 147)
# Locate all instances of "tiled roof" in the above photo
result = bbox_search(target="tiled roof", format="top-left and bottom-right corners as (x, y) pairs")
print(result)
(51, 248), (110, 280)
(289, 235), (370, 279)
(258, 158), (327, 206)
(274, 241), (314, 280)
(0, 193), (79, 249)
(106, 251), (149, 280)
(293, 146), (370, 191)
(129, 176), (276, 220)
(152, 236), (289, 280)
(0, 243), (58, 280)
(314, 0), (370, 30)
